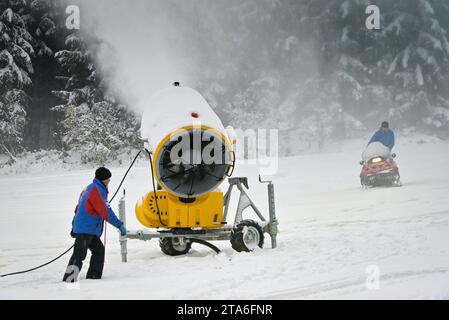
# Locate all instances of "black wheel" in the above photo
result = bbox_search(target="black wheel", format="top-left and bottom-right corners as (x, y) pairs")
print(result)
(159, 237), (192, 256)
(230, 220), (264, 252)
(360, 176), (368, 189)
(392, 175), (402, 187)
(391, 168), (402, 187)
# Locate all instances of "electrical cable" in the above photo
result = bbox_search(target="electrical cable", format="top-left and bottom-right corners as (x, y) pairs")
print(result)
(0, 245), (74, 278)
(109, 150), (142, 202)
(145, 148), (167, 227)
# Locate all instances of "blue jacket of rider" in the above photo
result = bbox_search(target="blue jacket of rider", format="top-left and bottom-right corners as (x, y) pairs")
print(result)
(368, 129), (395, 150)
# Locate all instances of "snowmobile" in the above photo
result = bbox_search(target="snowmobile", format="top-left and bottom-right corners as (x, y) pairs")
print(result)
(359, 142), (401, 188)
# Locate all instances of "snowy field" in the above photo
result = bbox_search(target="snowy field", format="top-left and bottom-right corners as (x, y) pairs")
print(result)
(1, 135), (449, 299)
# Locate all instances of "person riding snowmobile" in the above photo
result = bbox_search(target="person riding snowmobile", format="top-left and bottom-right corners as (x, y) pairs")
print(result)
(360, 121), (401, 187)
(368, 121), (395, 150)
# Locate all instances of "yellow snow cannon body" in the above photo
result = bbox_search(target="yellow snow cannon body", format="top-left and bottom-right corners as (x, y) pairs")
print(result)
(135, 190), (224, 229)
(124, 83), (277, 257)
(135, 84), (235, 229)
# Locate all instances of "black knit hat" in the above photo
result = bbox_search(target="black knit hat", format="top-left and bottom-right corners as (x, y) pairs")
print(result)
(381, 121), (389, 128)
(95, 167), (112, 181)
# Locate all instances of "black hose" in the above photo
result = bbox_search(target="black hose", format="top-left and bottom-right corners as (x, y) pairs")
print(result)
(109, 150), (142, 202)
(188, 238), (221, 254)
(0, 245), (75, 278)
(145, 148), (167, 226)
(0, 150), (143, 278)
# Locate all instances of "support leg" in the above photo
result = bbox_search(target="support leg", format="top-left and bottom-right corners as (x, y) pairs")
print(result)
(267, 183), (278, 249)
(119, 195), (128, 263)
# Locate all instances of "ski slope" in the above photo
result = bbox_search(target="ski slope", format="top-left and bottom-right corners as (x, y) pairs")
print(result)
(1, 135), (449, 299)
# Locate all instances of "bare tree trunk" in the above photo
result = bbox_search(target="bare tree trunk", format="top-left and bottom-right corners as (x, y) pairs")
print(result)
(1, 144), (17, 163)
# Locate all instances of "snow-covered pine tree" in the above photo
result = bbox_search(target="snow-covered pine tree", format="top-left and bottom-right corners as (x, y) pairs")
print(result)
(0, 3), (35, 159)
(378, 0), (449, 136)
(24, 0), (66, 150)
(268, 0), (373, 149)
(308, 0), (383, 132)
(51, 31), (139, 164)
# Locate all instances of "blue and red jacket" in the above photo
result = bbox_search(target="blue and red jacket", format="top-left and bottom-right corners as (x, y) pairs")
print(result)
(72, 178), (123, 237)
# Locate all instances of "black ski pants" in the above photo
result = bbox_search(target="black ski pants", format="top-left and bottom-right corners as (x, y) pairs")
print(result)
(62, 234), (105, 282)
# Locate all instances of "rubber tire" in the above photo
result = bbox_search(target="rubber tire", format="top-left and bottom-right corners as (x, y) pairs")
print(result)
(231, 220), (264, 252)
(360, 177), (366, 188)
(391, 168), (401, 187)
(159, 237), (192, 256)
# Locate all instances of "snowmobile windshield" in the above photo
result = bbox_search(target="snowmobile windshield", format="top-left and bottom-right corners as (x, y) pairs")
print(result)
(362, 142), (391, 162)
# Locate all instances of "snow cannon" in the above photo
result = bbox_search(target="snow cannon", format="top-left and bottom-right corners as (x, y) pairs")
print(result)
(125, 83), (278, 257)
(135, 84), (236, 230)
(141, 85), (236, 197)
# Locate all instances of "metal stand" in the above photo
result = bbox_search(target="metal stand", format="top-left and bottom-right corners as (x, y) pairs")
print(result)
(223, 177), (278, 248)
(119, 176), (279, 261)
(118, 191), (128, 263)
(224, 177), (266, 225)
(259, 176), (278, 249)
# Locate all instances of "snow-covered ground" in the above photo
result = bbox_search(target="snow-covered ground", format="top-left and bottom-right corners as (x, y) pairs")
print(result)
(1, 135), (449, 299)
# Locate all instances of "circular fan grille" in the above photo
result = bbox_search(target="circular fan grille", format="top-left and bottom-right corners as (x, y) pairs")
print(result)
(155, 128), (231, 197)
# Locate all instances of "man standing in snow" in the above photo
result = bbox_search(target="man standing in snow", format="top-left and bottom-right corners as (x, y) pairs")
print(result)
(63, 167), (126, 282)
(368, 121), (395, 150)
